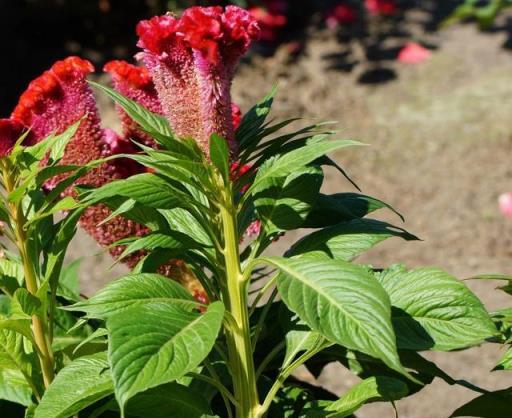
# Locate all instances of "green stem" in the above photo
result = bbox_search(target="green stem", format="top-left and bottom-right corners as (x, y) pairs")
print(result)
(1, 162), (54, 388)
(220, 195), (260, 418)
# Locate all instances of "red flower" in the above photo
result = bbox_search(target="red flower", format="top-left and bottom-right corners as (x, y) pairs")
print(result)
(0, 119), (27, 157)
(136, 6), (260, 156)
(365, 0), (398, 16)
(248, 6), (287, 41)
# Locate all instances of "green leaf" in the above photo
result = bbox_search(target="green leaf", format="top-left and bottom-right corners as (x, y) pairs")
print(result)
(248, 139), (362, 197)
(325, 376), (408, 417)
(13, 289), (41, 317)
(22, 120), (80, 167)
(90, 81), (172, 137)
(64, 273), (196, 319)
(303, 193), (403, 228)
(263, 256), (414, 381)
(126, 382), (217, 418)
(108, 301), (224, 410)
(284, 329), (322, 368)
(0, 318), (33, 342)
(84, 173), (185, 210)
(33, 352), (113, 418)
(254, 165), (323, 233)
(450, 389), (512, 418)
(0, 368), (32, 406)
(209, 134), (230, 182)
(118, 232), (206, 261)
(376, 266), (497, 351)
(494, 346), (512, 370)
(288, 219), (418, 261)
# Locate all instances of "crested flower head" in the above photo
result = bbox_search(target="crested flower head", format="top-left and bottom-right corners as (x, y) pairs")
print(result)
(104, 60), (162, 147)
(136, 6), (260, 155)
(11, 57), (111, 172)
(0, 119), (27, 157)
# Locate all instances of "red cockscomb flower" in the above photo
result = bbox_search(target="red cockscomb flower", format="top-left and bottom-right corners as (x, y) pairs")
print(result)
(136, 6), (260, 156)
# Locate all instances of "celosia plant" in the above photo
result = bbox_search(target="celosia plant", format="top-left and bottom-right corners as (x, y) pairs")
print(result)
(0, 5), (507, 418)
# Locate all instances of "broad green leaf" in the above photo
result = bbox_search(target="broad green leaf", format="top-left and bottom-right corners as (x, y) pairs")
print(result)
(118, 232), (206, 261)
(0, 367), (32, 406)
(248, 139), (362, 197)
(34, 352), (113, 418)
(263, 256), (414, 380)
(303, 193), (403, 228)
(72, 328), (108, 355)
(325, 376), (408, 417)
(495, 346), (512, 370)
(64, 273), (196, 319)
(0, 318), (33, 342)
(288, 219), (418, 261)
(160, 208), (212, 247)
(450, 389), (512, 418)
(209, 134), (230, 181)
(126, 382), (217, 418)
(254, 165), (323, 233)
(0, 329), (37, 404)
(13, 289), (41, 316)
(376, 266), (496, 351)
(84, 173), (185, 210)
(108, 301), (224, 409)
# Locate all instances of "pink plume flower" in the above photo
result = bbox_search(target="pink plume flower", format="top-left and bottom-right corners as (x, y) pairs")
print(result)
(136, 6), (260, 156)
(325, 4), (358, 28)
(365, 0), (398, 16)
(397, 42), (432, 64)
(104, 60), (162, 148)
(499, 193), (512, 219)
(0, 119), (28, 157)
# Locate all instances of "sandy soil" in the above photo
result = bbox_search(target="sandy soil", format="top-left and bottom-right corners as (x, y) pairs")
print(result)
(72, 21), (512, 418)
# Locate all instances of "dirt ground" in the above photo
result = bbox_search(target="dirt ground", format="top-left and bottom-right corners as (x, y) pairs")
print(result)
(74, 22), (512, 418)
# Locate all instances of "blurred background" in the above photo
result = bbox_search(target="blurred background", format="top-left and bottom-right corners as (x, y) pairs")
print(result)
(2, 1), (512, 417)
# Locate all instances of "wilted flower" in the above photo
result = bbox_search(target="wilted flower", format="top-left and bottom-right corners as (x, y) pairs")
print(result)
(499, 193), (512, 219)
(397, 42), (432, 64)
(136, 6), (260, 156)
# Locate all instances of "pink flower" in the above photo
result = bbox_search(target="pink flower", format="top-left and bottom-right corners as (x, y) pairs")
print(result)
(499, 193), (512, 219)
(397, 42), (432, 64)
(136, 6), (260, 156)
(248, 6), (287, 42)
(325, 4), (358, 28)
(365, 0), (398, 16)
(0, 119), (28, 157)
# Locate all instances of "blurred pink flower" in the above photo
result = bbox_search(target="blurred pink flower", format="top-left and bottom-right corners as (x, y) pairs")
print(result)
(499, 193), (512, 219)
(248, 6), (287, 41)
(325, 4), (358, 28)
(365, 0), (398, 16)
(397, 42), (432, 64)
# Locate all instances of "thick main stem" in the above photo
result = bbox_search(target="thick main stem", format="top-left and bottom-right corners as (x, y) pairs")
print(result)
(2, 164), (54, 388)
(220, 198), (260, 418)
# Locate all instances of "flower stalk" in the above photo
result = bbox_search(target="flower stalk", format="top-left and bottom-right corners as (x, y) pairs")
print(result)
(1, 160), (55, 388)
(220, 186), (260, 418)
